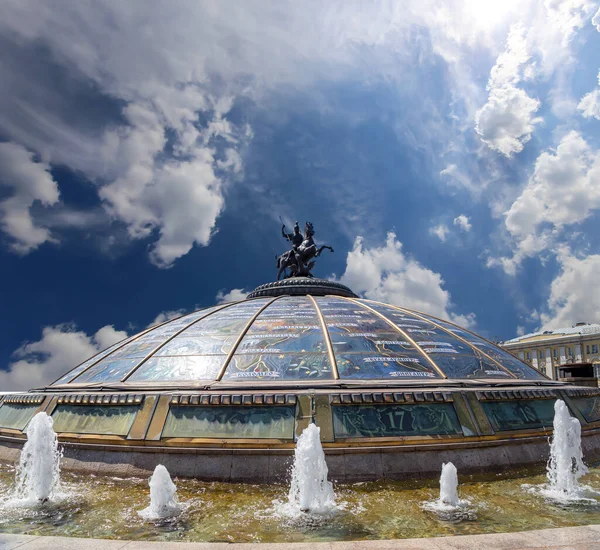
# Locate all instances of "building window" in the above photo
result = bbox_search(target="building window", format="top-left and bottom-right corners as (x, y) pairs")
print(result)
(587, 345), (590, 354)
(593, 344), (598, 354)
(553, 349), (558, 359)
(538, 350), (544, 360)
(525, 351), (531, 361)
(539, 366), (546, 375)
(567, 347), (573, 356)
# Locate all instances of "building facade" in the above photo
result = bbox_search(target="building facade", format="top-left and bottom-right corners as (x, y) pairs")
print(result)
(501, 323), (600, 385)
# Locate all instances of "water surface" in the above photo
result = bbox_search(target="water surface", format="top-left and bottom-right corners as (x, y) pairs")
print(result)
(0, 463), (599, 543)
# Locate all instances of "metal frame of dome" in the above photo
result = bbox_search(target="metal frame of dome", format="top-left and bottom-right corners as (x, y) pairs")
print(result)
(1, 278), (600, 482)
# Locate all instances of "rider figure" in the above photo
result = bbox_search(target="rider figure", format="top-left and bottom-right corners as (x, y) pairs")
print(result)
(282, 221), (304, 248)
(282, 221), (304, 268)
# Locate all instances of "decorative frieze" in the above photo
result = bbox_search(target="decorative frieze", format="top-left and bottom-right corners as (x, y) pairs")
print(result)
(1, 394), (45, 405)
(475, 389), (558, 401)
(56, 394), (143, 405)
(564, 387), (600, 398)
(169, 393), (297, 406)
(330, 391), (452, 404)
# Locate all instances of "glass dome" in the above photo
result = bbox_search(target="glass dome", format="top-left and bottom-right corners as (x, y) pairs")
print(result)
(50, 294), (545, 388)
(7, 278), (599, 485)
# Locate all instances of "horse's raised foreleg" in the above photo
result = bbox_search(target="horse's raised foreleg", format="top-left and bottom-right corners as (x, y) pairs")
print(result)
(316, 245), (334, 257)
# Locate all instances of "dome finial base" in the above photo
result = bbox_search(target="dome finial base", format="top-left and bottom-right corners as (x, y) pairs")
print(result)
(247, 278), (357, 299)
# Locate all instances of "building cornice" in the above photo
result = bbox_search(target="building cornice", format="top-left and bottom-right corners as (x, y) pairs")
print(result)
(502, 332), (600, 349)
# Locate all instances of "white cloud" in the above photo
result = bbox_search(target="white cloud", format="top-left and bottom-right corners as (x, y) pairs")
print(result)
(337, 232), (475, 327)
(578, 71), (600, 120)
(491, 131), (600, 274)
(516, 325), (526, 336)
(544, 0), (597, 43)
(149, 310), (186, 327)
(540, 251), (600, 330)
(0, 3), (265, 266)
(429, 224), (449, 242)
(593, 7), (600, 31)
(0, 142), (60, 253)
(521, 0), (595, 79)
(98, 99), (244, 268)
(429, 216), (471, 242)
(475, 24), (542, 157)
(439, 164), (475, 193)
(487, 232), (553, 276)
(487, 24), (531, 89)
(1, 324), (127, 391)
(453, 214), (472, 232)
(579, 89), (600, 119)
(473, 2), (594, 157)
(505, 131), (600, 236)
(216, 288), (248, 304)
(475, 85), (541, 156)
(533, 0), (597, 120)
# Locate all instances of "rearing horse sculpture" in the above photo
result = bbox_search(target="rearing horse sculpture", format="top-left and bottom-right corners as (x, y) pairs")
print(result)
(276, 221), (334, 280)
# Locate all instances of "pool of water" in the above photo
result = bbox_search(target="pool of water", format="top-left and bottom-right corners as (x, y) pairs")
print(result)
(0, 463), (599, 543)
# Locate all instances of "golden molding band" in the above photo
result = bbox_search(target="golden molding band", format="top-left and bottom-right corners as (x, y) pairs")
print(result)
(476, 389), (558, 401)
(1, 394), (45, 404)
(169, 393), (298, 406)
(330, 391), (453, 404)
(56, 394), (144, 405)
(565, 388), (600, 398)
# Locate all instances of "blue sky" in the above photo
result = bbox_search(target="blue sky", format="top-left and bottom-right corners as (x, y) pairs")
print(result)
(1, 0), (599, 389)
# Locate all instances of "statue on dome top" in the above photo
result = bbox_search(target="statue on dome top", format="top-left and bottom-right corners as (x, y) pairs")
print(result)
(277, 219), (334, 280)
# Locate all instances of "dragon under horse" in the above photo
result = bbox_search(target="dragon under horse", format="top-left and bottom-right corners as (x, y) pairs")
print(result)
(277, 221), (334, 280)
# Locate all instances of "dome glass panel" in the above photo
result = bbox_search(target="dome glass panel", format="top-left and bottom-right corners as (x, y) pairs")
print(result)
(52, 335), (137, 385)
(363, 302), (517, 379)
(315, 297), (439, 380)
(222, 297), (333, 380)
(128, 299), (270, 382)
(129, 356), (226, 383)
(69, 306), (224, 384)
(73, 358), (141, 384)
(412, 312), (546, 380)
(49, 295), (544, 387)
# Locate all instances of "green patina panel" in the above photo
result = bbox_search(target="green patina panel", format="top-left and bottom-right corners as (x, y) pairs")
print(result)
(481, 399), (555, 432)
(0, 403), (38, 430)
(162, 405), (295, 439)
(570, 396), (600, 423)
(51, 405), (140, 435)
(332, 403), (462, 438)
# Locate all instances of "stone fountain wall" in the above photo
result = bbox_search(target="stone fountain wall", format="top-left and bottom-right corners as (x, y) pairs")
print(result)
(2, 429), (600, 482)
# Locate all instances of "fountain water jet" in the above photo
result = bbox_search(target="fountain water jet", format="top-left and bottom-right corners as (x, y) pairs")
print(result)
(138, 464), (181, 519)
(14, 412), (61, 504)
(439, 462), (459, 506)
(421, 461), (474, 519)
(287, 423), (336, 515)
(543, 400), (591, 501)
